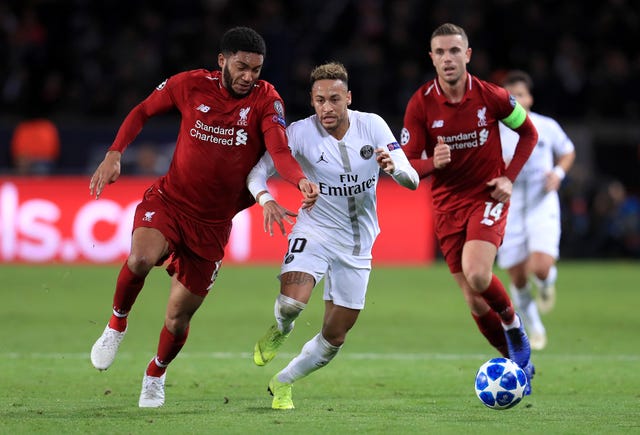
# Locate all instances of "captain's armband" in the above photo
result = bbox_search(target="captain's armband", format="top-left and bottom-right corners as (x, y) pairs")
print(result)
(501, 101), (527, 130)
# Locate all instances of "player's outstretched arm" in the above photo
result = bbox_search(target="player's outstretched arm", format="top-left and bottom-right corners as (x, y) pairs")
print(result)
(90, 91), (171, 199)
(248, 151), (298, 236)
(255, 190), (298, 236)
(89, 151), (122, 199)
(247, 151), (276, 199)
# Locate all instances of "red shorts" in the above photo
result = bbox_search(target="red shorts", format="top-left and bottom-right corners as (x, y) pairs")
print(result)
(435, 200), (509, 274)
(133, 187), (231, 297)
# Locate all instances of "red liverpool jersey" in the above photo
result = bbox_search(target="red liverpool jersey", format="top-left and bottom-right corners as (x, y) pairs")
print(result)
(109, 69), (302, 223)
(402, 74), (517, 212)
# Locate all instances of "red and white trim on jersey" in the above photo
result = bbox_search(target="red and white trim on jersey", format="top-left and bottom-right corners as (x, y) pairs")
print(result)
(427, 73), (473, 97)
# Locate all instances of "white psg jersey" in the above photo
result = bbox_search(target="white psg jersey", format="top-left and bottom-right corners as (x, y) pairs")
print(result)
(248, 109), (418, 255)
(499, 111), (575, 185)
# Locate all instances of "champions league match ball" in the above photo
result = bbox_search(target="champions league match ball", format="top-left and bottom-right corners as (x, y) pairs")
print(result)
(474, 357), (527, 410)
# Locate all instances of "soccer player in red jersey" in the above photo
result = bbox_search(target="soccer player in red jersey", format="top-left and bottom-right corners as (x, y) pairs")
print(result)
(401, 23), (538, 394)
(88, 26), (318, 408)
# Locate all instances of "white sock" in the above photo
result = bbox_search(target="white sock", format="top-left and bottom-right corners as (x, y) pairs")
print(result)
(274, 294), (306, 334)
(502, 313), (521, 331)
(277, 333), (340, 384)
(510, 284), (545, 335)
(524, 302), (546, 335)
(509, 283), (533, 311)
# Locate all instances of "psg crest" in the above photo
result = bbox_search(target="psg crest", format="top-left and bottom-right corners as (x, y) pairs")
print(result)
(360, 145), (374, 160)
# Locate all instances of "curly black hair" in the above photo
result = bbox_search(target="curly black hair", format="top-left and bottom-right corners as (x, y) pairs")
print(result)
(220, 26), (266, 56)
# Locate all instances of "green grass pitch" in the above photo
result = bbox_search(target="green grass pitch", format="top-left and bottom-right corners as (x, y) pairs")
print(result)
(1, 261), (639, 434)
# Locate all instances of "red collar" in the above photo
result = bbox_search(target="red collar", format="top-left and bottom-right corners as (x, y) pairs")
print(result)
(430, 73), (473, 105)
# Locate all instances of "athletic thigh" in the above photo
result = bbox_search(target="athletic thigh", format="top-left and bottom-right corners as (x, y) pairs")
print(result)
(166, 254), (222, 298)
(280, 231), (331, 288)
(167, 218), (229, 297)
(323, 253), (371, 310)
(135, 188), (231, 297)
(280, 231), (371, 310)
(434, 208), (467, 274)
(132, 187), (179, 265)
(437, 200), (509, 273)
(466, 200), (509, 247)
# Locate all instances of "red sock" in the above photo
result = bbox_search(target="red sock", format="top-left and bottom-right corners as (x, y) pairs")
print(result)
(146, 325), (190, 377)
(108, 313), (128, 332)
(107, 263), (146, 331)
(472, 311), (509, 357)
(480, 274), (515, 324)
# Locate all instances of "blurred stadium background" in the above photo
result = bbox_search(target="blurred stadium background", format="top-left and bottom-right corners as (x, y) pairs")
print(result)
(0, 0), (639, 261)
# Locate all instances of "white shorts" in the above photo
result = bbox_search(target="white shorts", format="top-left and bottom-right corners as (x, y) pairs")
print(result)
(497, 185), (561, 269)
(280, 230), (372, 310)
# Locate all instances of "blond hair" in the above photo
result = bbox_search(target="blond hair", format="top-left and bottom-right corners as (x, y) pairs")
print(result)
(310, 62), (348, 86)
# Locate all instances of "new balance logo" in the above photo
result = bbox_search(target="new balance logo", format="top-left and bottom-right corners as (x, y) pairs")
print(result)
(432, 120), (444, 128)
(196, 104), (210, 113)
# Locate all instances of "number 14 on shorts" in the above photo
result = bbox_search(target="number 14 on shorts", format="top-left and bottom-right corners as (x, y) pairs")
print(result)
(480, 201), (504, 226)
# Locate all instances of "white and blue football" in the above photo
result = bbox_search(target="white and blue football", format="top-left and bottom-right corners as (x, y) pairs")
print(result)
(474, 357), (527, 410)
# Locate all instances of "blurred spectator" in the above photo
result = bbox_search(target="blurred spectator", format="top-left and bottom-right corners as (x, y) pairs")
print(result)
(10, 117), (60, 175)
(121, 142), (171, 176)
(1, 0), (638, 123)
(617, 193), (640, 257)
(560, 163), (593, 252)
(591, 180), (640, 257)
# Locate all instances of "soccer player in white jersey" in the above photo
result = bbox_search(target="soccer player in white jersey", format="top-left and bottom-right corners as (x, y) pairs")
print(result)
(246, 62), (419, 410)
(497, 70), (576, 350)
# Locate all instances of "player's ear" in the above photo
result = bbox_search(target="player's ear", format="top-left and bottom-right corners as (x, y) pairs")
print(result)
(346, 90), (352, 106)
(430, 53), (439, 68)
(217, 53), (225, 69)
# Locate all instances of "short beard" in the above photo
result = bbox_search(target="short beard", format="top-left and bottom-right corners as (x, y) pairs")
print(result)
(223, 65), (250, 99)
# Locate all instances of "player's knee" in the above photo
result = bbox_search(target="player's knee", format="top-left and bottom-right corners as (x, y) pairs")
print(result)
(127, 252), (156, 275)
(164, 316), (190, 336)
(465, 269), (492, 292)
(532, 267), (548, 281)
(275, 293), (305, 321)
(531, 261), (553, 280)
(511, 274), (528, 288)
